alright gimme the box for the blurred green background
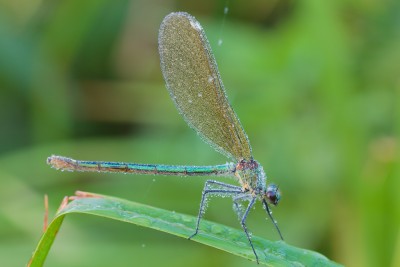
[0,0,399,266]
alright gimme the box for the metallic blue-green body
[49,155,235,177]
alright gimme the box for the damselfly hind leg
[188,180,242,239]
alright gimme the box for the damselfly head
[264,184,280,206]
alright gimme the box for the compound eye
[265,184,280,206]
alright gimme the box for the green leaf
[28,192,342,267]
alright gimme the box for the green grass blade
[28,215,65,267]
[28,192,342,267]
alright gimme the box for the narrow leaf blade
[28,193,342,266]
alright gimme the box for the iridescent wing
[158,12,252,161]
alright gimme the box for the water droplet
[211,224,224,235]
[224,7,229,14]
[218,39,223,46]
[190,20,202,31]
[141,244,146,248]
[152,178,156,182]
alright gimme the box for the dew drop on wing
[189,20,202,31]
